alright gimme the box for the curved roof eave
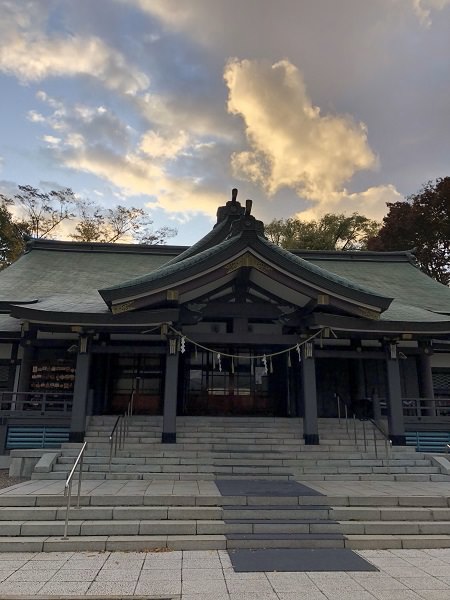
[99,229,393,312]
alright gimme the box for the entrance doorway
[183,348,287,416]
[109,353,164,414]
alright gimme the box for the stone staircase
[1,416,449,552]
[1,488,450,552]
[31,416,449,482]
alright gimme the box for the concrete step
[293,474,450,482]
[339,521,450,535]
[331,507,450,521]
[0,534,227,552]
[225,519,343,534]
[226,533,345,549]
[0,519,226,537]
[32,471,293,481]
[223,506,330,520]
[0,505,222,521]
[344,534,450,550]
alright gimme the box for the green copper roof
[0,241,185,302]
[303,255,450,315]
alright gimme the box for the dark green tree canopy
[0,200,28,269]
[367,177,450,285]
[265,213,380,251]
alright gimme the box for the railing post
[77,451,84,508]
[109,436,113,473]
[385,438,392,475]
[353,413,357,445]
[63,480,72,539]
[344,404,348,434]
[362,420,367,452]
[336,394,341,424]
[373,427,378,458]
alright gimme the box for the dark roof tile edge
[25,238,188,255]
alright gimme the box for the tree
[265,213,380,251]
[0,200,28,269]
[2,185,78,239]
[70,201,177,244]
[367,177,450,285]
[0,185,178,267]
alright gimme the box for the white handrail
[63,441,87,539]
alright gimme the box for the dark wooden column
[385,344,406,446]
[162,340,179,443]
[302,342,319,445]
[419,344,435,416]
[17,332,36,394]
[70,338,92,442]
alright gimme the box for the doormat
[216,479,323,496]
[228,548,378,572]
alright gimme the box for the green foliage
[265,213,380,251]
[367,177,450,285]
[0,200,25,268]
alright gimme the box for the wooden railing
[0,391,73,415]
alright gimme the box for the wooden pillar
[302,342,319,444]
[162,344,179,443]
[385,344,406,446]
[70,340,92,442]
[16,333,36,394]
[419,345,435,417]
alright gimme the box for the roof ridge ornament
[215,187,245,225]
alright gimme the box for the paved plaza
[0,548,450,598]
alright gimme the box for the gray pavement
[0,548,450,598]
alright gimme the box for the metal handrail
[369,418,392,472]
[335,392,350,434]
[63,441,87,539]
[108,392,135,472]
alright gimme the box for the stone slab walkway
[1,548,450,598]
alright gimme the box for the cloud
[139,130,189,159]
[225,58,377,203]
[296,184,403,222]
[0,1,149,94]
[411,0,450,26]
[42,135,60,146]
[31,93,229,216]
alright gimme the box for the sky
[1,0,450,245]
